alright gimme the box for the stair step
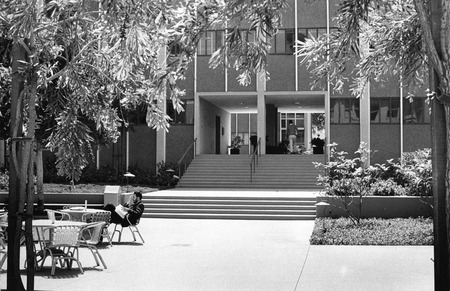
[142,213,316,220]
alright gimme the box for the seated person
[104,191,144,227]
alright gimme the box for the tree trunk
[36,144,44,213]
[431,96,449,291]
[7,40,26,291]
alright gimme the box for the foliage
[402,148,433,196]
[0,0,286,183]
[315,144,433,223]
[155,161,179,188]
[311,113,325,135]
[314,142,373,224]
[297,0,426,98]
[0,170,8,191]
[228,136,244,149]
[316,145,432,197]
[368,178,407,196]
[310,217,433,246]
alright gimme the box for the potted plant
[229,136,244,154]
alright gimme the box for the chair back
[81,222,106,245]
[48,226,82,247]
[91,211,111,224]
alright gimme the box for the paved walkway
[4,216,433,290]
[0,190,434,290]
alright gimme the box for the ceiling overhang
[198,91,325,113]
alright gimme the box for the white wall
[198,98,231,154]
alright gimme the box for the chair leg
[92,247,107,269]
[111,224,122,243]
[0,250,7,269]
[102,226,113,246]
[130,226,145,243]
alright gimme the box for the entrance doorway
[215,115,221,154]
[280,113,305,148]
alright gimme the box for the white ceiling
[200,93,325,113]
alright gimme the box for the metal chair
[39,226,84,276]
[90,211,112,246]
[111,219,145,243]
[45,209,72,221]
[0,220,7,270]
[80,222,107,269]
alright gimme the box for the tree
[0,0,286,289]
[298,0,449,289]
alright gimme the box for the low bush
[315,145,432,197]
[310,217,433,245]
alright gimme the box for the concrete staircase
[176,154,325,190]
[141,154,324,220]
[141,192,317,220]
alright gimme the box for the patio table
[32,219,87,250]
[60,208,105,222]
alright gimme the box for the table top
[32,219,87,228]
[60,208,104,214]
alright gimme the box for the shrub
[316,145,432,198]
[310,217,433,245]
[79,165,117,183]
[369,178,407,196]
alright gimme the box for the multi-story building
[0,0,431,174]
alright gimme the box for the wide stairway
[176,154,324,190]
[142,192,316,220]
[142,154,323,220]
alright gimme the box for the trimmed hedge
[310,217,433,245]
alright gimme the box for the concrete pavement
[4,217,434,290]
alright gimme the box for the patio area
[0,217,434,291]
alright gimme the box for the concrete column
[360,35,371,167]
[324,91,330,160]
[156,47,167,170]
[256,70,266,154]
[305,113,311,150]
[360,84,370,166]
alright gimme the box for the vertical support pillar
[360,31,371,167]
[324,91,331,160]
[305,113,311,150]
[256,70,266,154]
[360,84,370,166]
[156,47,167,170]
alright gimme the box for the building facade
[0,0,431,173]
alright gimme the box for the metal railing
[177,138,197,179]
[250,138,261,182]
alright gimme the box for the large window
[167,100,194,125]
[197,30,225,56]
[330,98,359,124]
[280,113,305,143]
[331,97,430,124]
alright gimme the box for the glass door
[280,113,305,146]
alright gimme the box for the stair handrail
[177,138,197,179]
[250,138,261,182]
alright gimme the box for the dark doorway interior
[215,115,221,154]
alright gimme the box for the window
[197,30,225,56]
[167,100,194,125]
[403,98,430,123]
[370,98,380,123]
[269,29,295,54]
[331,97,429,124]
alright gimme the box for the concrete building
[0,0,431,174]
